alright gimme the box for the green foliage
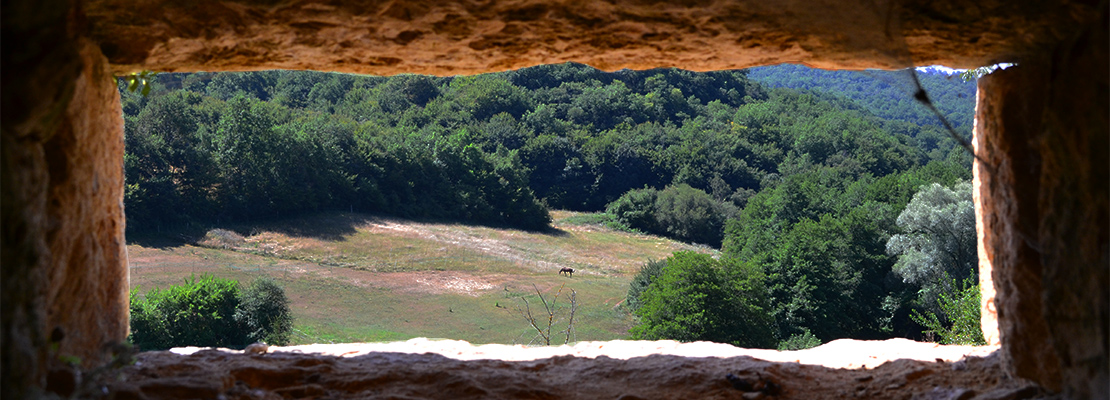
[122,64,972,236]
[129,275,245,350]
[122,64,979,345]
[606,187,659,233]
[608,184,734,246]
[129,275,294,350]
[625,258,667,313]
[630,252,775,348]
[722,160,973,342]
[777,328,822,350]
[121,70,159,97]
[747,64,976,133]
[910,276,985,345]
[236,277,294,345]
[654,184,735,246]
[887,181,977,314]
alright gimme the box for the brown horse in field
[559,267,575,277]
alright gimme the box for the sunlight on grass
[127,211,695,345]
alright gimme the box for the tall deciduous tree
[886,181,977,314]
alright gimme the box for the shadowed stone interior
[1,0,1106,398]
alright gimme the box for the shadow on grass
[250,212,371,241]
[126,210,569,245]
[124,213,367,247]
[126,226,211,249]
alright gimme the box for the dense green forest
[121,63,978,346]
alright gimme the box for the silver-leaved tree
[886,181,983,344]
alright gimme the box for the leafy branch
[120,70,159,97]
[911,275,985,345]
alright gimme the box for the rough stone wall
[46,37,131,370]
[1,14,129,400]
[973,90,1000,348]
[1034,8,1109,396]
[85,0,1099,76]
[1,0,83,395]
[974,8,1109,397]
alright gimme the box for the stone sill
[100,339,1042,400]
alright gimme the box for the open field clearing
[128,211,714,345]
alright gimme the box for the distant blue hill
[745,64,976,133]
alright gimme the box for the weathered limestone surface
[0,29,129,400]
[86,0,1099,76]
[973,91,1000,348]
[2,0,85,396]
[1034,10,1109,397]
[975,62,1065,392]
[45,37,131,370]
[974,8,1108,397]
[101,339,1024,400]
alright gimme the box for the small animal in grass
[559,267,575,277]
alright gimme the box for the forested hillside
[746,64,976,132]
[123,63,978,346]
[122,64,969,232]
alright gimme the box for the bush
[653,184,734,247]
[777,328,822,350]
[625,259,667,313]
[630,251,775,348]
[199,228,246,249]
[236,277,294,345]
[129,275,294,350]
[607,184,734,246]
[605,187,658,233]
[911,276,985,345]
[129,274,245,350]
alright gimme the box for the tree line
[123,64,970,234]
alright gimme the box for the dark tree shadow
[124,210,573,247]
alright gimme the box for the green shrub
[607,184,734,246]
[630,252,775,348]
[625,258,667,313]
[653,184,734,247]
[236,277,294,345]
[910,276,985,345]
[605,187,659,233]
[129,275,294,350]
[777,328,822,350]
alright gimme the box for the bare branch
[512,283,578,346]
[562,289,578,345]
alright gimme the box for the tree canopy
[122,64,971,236]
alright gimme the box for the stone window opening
[2,0,1105,398]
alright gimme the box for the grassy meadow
[127,211,714,345]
